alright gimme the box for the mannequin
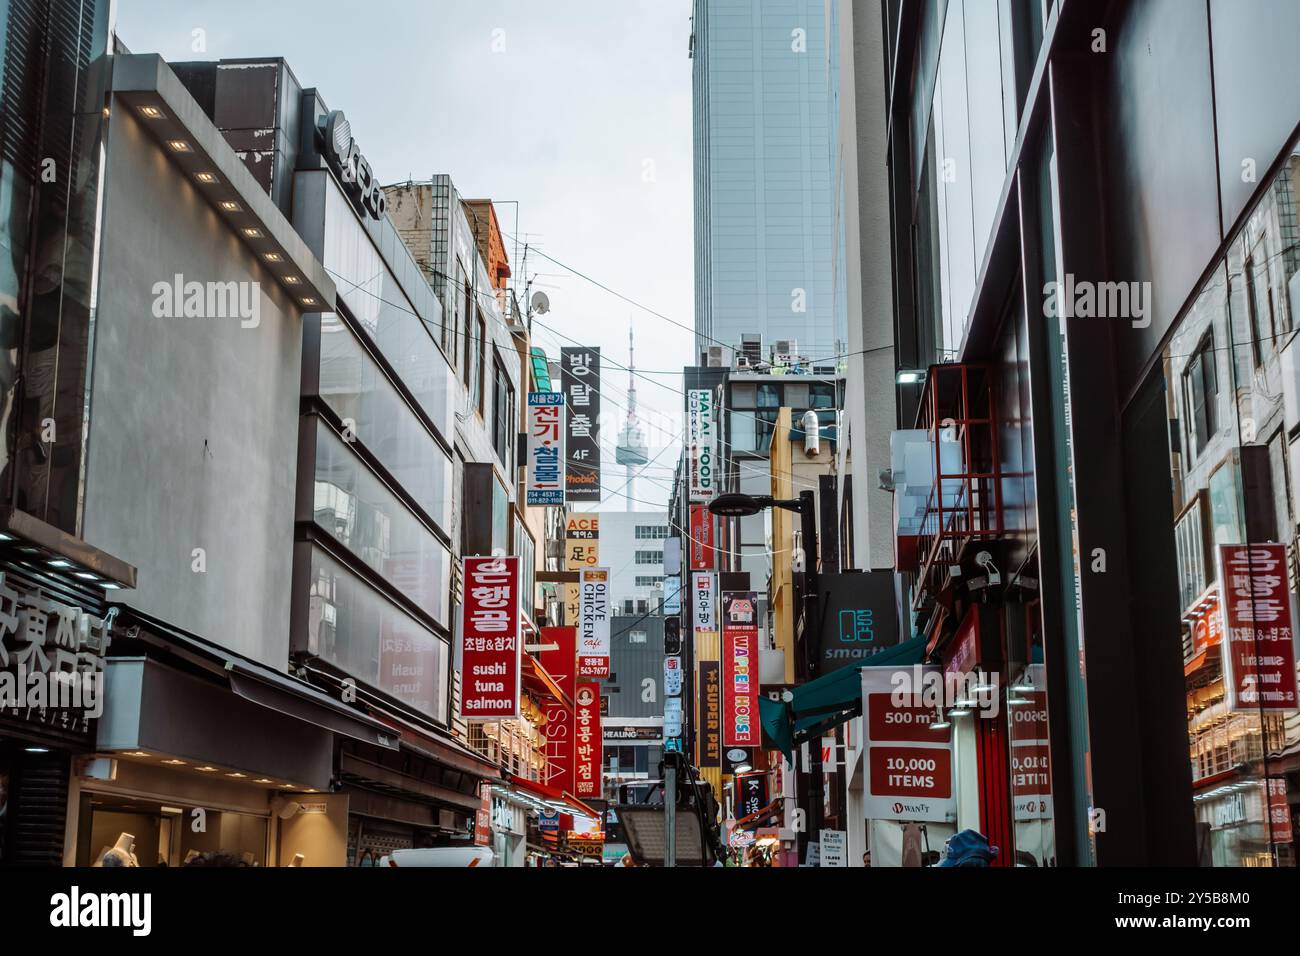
[93,832,138,867]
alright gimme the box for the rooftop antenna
[615,318,649,511]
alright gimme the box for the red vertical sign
[459,556,521,720]
[722,592,759,747]
[689,504,715,570]
[1218,544,1300,712]
[574,682,602,798]
[541,626,577,794]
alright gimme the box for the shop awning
[522,653,571,708]
[113,607,399,751]
[503,772,601,820]
[759,634,929,761]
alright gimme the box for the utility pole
[664,753,677,867]
[799,489,823,862]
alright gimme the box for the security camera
[974,551,1002,587]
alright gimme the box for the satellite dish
[531,291,551,315]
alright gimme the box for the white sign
[664,696,683,738]
[820,830,847,867]
[578,568,610,678]
[861,667,957,823]
[664,575,682,615]
[692,572,716,638]
[687,389,717,502]
[664,656,683,696]
[526,392,565,506]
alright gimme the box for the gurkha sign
[0,573,112,733]
[687,389,716,503]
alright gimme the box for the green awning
[529,347,552,391]
[758,635,929,761]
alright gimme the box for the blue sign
[539,809,561,832]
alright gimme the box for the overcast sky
[116,0,693,511]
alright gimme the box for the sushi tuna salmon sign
[459,556,521,720]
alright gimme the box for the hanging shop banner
[1218,543,1300,712]
[1008,666,1053,822]
[664,575,682,615]
[860,667,955,822]
[459,556,521,720]
[664,696,683,738]
[736,771,769,821]
[578,568,611,679]
[526,391,566,506]
[689,504,715,570]
[564,514,599,626]
[687,388,717,503]
[698,660,721,768]
[561,347,601,503]
[693,572,717,640]
[540,626,577,794]
[574,682,602,798]
[815,570,901,674]
[1268,778,1294,844]
[722,592,759,747]
[664,655,683,697]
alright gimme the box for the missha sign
[317,110,387,220]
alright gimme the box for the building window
[635,550,663,565]
[469,309,486,415]
[1184,334,1218,456]
[634,575,663,588]
[628,630,647,644]
[635,525,670,540]
[492,357,515,471]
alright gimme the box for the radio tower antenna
[614,318,649,511]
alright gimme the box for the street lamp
[708,492,807,518]
[707,488,823,862]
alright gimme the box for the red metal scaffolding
[912,363,1005,609]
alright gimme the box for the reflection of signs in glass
[838,609,875,644]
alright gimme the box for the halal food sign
[688,389,716,503]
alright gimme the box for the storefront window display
[78,796,269,867]
[1163,137,1300,867]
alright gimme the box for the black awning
[113,606,399,751]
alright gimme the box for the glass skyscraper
[691,0,839,365]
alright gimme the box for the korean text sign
[579,568,611,678]
[689,504,715,570]
[1219,544,1300,712]
[459,556,521,720]
[526,392,565,506]
[561,348,601,503]
[574,682,602,798]
[693,572,716,639]
[722,591,759,747]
